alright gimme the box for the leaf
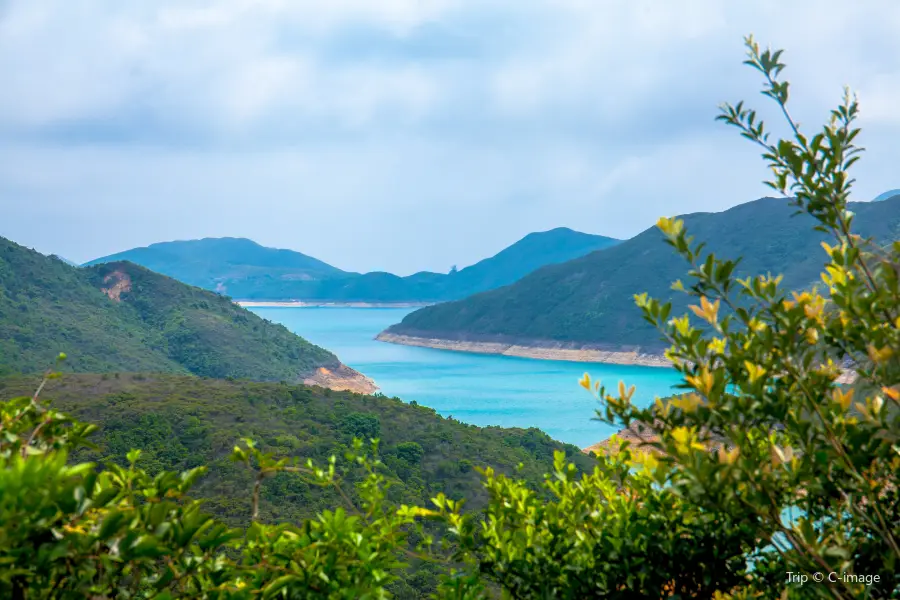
[579,373,591,391]
[263,575,301,599]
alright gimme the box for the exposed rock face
[100,270,132,302]
[303,365,378,395]
[375,332,672,367]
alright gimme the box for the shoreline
[237,300,434,309]
[375,332,672,368]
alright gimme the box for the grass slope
[86,229,620,302]
[0,236,339,379]
[388,196,900,352]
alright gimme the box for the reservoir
[250,306,682,449]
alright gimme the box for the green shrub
[395,441,424,464]
[340,411,380,440]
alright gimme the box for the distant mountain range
[383,195,900,354]
[85,228,620,303]
[0,236,369,388]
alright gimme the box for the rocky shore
[375,332,672,367]
[303,365,378,395]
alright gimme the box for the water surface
[250,307,683,449]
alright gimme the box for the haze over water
[250,307,682,448]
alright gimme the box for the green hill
[84,237,351,294]
[85,229,619,302]
[0,236,347,381]
[386,196,900,353]
[0,373,591,597]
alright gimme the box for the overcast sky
[1,1,898,275]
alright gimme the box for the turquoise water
[249,307,683,449]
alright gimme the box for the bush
[593,36,900,598]
[395,441,424,464]
[339,412,380,440]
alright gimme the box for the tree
[396,442,425,464]
[591,36,900,598]
[340,412,381,440]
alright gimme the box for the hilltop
[0,236,371,391]
[85,229,619,302]
[381,196,900,361]
[84,237,350,294]
[874,189,900,202]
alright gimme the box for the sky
[1,1,899,275]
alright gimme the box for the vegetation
[3,37,899,599]
[591,38,900,597]
[0,371,592,598]
[0,373,589,524]
[389,196,900,353]
[0,240,339,379]
[86,229,619,303]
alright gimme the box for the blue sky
[1,1,898,275]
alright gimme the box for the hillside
[0,373,591,597]
[383,196,900,355]
[0,236,370,389]
[86,229,619,302]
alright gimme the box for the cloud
[1,0,899,273]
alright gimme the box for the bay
[249,307,683,449]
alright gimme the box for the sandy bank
[303,365,378,395]
[237,301,433,308]
[375,332,672,368]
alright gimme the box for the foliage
[590,37,900,598]
[341,412,382,442]
[0,372,591,597]
[0,239,338,379]
[438,447,755,598]
[1,371,755,599]
[86,230,619,302]
[389,197,900,353]
[0,374,589,525]
[0,369,440,599]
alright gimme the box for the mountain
[444,227,621,298]
[383,196,900,354]
[0,372,592,596]
[873,189,900,202]
[84,237,351,295]
[86,229,619,302]
[0,236,369,388]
